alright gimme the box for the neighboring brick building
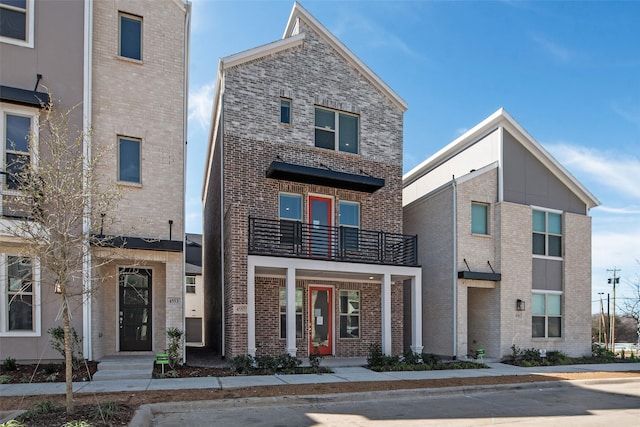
[203,3,422,359]
[0,0,190,362]
[403,109,600,359]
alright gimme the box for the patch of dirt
[0,362,98,384]
[3,368,640,426]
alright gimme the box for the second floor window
[471,203,488,235]
[279,193,302,246]
[2,108,33,190]
[532,209,562,257]
[280,99,291,125]
[185,276,196,294]
[314,107,358,154]
[0,0,33,46]
[339,201,359,251]
[118,136,141,184]
[119,12,142,61]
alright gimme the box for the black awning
[266,161,385,193]
[92,235,183,252]
[458,271,502,281]
[0,85,50,108]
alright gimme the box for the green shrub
[230,354,255,375]
[166,327,184,369]
[0,374,11,384]
[45,373,58,382]
[94,401,119,421]
[402,350,421,365]
[48,326,84,369]
[255,355,279,373]
[278,353,302,372]
[42,363,59,375]
[367,343,385,367]
[421,353,442,369]
[2,357,17,371]
[309,349,323,372]
[1,420,27,427]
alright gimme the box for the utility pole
[607,268,621,352]
[598,292,605,346]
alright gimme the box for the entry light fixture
[516,299,526,311]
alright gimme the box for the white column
[410,274,423,354]
[285,268,297,356]
[381,273,392,355]
[247,261,256,356]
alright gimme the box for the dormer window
[314,107,358,154]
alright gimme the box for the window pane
[1,1,27,8]
[0,6,26,40]
[279,194,301,220]
[8,294,32,330]
[120,15,141,60]
[280,99,291,124]
[315,108,334,130]
[280,288,303,339]
[471,203,488,234]
[119,138,140,183]
[547,294,561,316]
[532,233,545,255]
[6,114,31,152]
[532,316,545,337]
[8,256,32,291]
[5,152,28,189]
[532,210,546,232]
[532,293,545,315]
[338,114,358,154]
[548,235,561,257]
[548,213,562,234]
[339,202,359,227]
[315,129,334,149]
[548,317,561,337]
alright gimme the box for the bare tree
[2,95,123,414]
[622,265,640,351]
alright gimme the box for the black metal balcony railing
[248,216,418,266]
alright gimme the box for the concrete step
[92,368,153,381]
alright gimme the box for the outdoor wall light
[516,299,526,311]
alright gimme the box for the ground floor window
[1,254,39,335]
[339,290,360,338]
[279,287,303,339]
[532,292,562,338]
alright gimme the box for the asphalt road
[149,379,640,426]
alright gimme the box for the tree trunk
[62,299,74,414]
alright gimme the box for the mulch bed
[0,362,98,384]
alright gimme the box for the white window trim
[118,11,143,61]
[279,287,303,340]
[278,192,302,221]
[314,106,359,154]
[0,0,34,48]
[531,290,563,339]
[185,276,196,293]
[532,206,563,259]
[1,103,39,195]
[0,253,41,336]
[338,289,360,339]
[117,135,142,185]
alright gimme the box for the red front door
[309,286,333,355]
[308,196,332,257]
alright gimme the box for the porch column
[381,273,392,355]
[247,262,256,356]
[410,274,424,353]
[285,268,297,356]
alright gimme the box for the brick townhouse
[203,2,422,359]
[0,0,190,362]
[403,109,600,359]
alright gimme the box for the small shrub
[278,353,302,372]
[94,401,119,421]
[402,350,421,365]
[230,354,255,375]
[0,374,11,384]
[367,343,385,367]
[309,349,323,371]
[255,355,279,373]
[1,420,27,427]
[3,357,17,371]
[421,353,442,369]
[166,327,184,369]
[45,373,58,382]
[591,343,616,362]
[62,421,93,427]
[42,363,59,375]
[546,350,568,365]
[48,326,84,369]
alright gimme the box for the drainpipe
[219,94,225,358]
[82,0,93,361]
[181,0,191,365]
[452,176,458,359]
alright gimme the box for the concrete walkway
[1,362,639,397]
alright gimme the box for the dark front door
[119,268,152,351]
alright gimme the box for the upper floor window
[279,193,302,246]
[280,98,291,125]
[339,201,359,251]
[532,209,562,257]
[471,203,488,235]
[185,276,196,294]
[2,105,35,190]
[118,136,141,184]
[1,253,40,336]
[532,292,561,338]
[0,0,34,47]
[314,107,358,154]
[119,12,142,61]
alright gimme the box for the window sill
[117,181,143,188]
[0,331,41,337]
[0,36,33,48]
[532,255,563,261]
[471,233,491,238]
[117,55,143,65]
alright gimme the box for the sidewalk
[2,362,640,397]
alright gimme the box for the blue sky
[185,0,640,315]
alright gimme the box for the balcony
[248,217,418,266]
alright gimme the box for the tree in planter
[2,95,123,414]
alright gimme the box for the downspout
[452,176,457,359]
[181,1,191,365]
[82,0,93,361]
[219,92,225,357]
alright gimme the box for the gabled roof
[403,108,601,210]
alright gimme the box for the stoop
[92,355,155,381]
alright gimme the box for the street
[150,378,640,426]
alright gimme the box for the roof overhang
[92,235,183,252]
[457,271,502,281]
[266,160,384,192]
[0,85,49,108]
